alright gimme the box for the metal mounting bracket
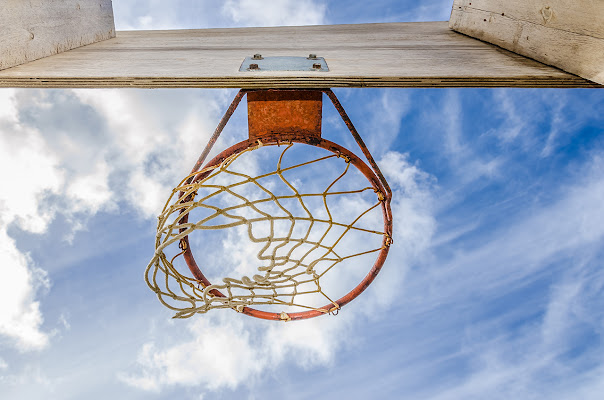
[239,54,329,72]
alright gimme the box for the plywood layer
[450,0,604,85]
[0,0,116,71]
[0,22,598,88]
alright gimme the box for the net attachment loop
[384,234,393,247]
[336,151,351,163]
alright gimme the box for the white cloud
[0,99,63,233]
[0,231,50,351]
[222,0,327,26]
[419,156,604,310]
[426,267,604,400]
[112,0,212,30]
[65,160,115,215]
[430,91,503,183]
[407,1,456,22]
[399,155,604,399]
[487,89,587,158]
[113,0,326,30]
[0,88,225,351]
[123,145,436,393]
[490,89,528,143]
[120,315,261,391]
[72,89,225,218]
[0,90,62,350]
[367,152,436,307]
[120,312,349,392]
[0,89,18,121]
[0,363,53,391]
[361,90,410,156]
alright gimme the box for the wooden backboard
[0,22,597,89]
[450,0,604,86]
[0,0,115,71]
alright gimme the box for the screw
[249,63,259,70]
[312,63,322,70]
[253,54,263,60]
[308,53,318,59]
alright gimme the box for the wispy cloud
[391,154,604,399]
[487,89,603,159]
[223,0,327,26]
[0,89,60,350]
[0,88,227,350]
[119,312,351,392]
[425,90,503,184]
[121,137,436,395]
[362,90,411,156]
[113,0,327,30]
[0,231,50,351]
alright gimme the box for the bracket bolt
[312,63,322,69]
[249,63,259,70]
[308,53,318,59]
[253,53,263,60]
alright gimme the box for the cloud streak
[389,155,604,400]
[0,89,61,350]
[113,0,327,30]
[0,88,228,351]
[223,0,326,26]
[122,146,436,393]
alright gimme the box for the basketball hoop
[145,89,393,321]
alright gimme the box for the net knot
[336,151,351,163]
[384,234,393,247]
[375,189,385,202]
[280,311,292,322]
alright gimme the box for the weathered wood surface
[0,22,598,88]
[0,0,116,71]
[450,0,604,85]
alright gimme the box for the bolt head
[249,63,259,70]
[253,54,263,60]
[308,54,318,59]
[312,63,322,69]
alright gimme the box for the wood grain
[0,22,598,88]
[450,0,604,85]
[0,0,116,71]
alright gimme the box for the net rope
[145,142,390,319]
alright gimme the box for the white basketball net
[145,142,390,320]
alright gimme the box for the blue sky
[1,1,604,399]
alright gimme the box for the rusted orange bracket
[247,90,323,141]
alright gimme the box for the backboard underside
[0,22,597,89]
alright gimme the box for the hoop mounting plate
[239,56,329,72]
